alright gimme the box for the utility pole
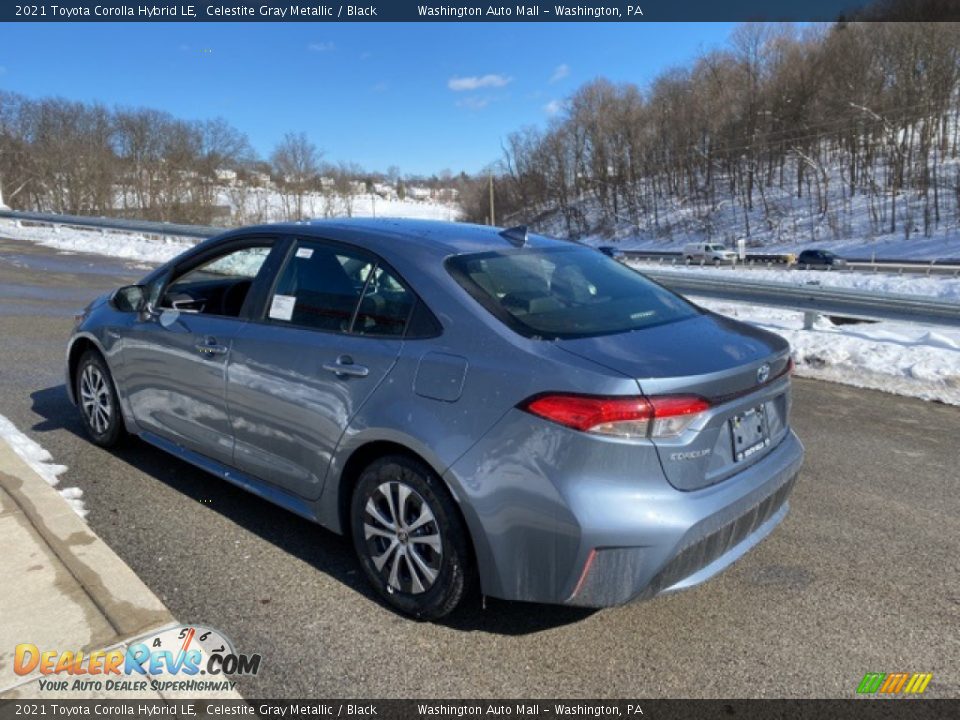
[488,174,495,226]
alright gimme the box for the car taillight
[521,393,710,439]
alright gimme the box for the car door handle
[322,356,369,378]
[195,338,228,356]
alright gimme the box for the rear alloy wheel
[76,350,124,447]
[351,455,473,619]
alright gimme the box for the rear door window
[266,240,416,337]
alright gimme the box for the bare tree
[271,132,321,219]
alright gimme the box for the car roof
[227,218,573,260]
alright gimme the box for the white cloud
[307,42,335,52]
[549,64,570,83]
[448,74,512,91]
[544,99,563,116]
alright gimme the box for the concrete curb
[0,437,242,700]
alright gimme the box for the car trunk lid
[556,312,793,490]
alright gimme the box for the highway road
[0,235,958,698]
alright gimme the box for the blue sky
[0,22,738,176]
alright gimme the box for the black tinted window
[447,246,699,339]
[352,264,416,337]
[268,241,415,337]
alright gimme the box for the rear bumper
[444,413,804,607]
[570,465,797,607]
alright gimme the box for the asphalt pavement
[0,234,957,698]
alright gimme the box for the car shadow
[29,385,596,635]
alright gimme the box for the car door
[120,238,284,465]
[226,237,416,499]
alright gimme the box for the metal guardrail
[640,269,960,328]
[1,209,959,328]
[0,209,225,240]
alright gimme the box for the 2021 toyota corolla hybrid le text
[67,219,803,619]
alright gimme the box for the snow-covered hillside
[212,186,461,225]
[543,174,960,260]
[527,124,960,261]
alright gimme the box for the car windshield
[708,244,726,251]
[446,246,699,339]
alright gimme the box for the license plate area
[731,405,770,462]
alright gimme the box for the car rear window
[446,246,699,339]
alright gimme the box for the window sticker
[295,247,314,259]
[269,294,296,321]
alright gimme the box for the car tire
[75,350,125,448]
[350,455,474,620]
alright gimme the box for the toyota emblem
[757,363,771,384]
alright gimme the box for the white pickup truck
[683,242,738,265]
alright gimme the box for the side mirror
[111,285,147,314]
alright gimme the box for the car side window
[160,244,272,317]
[266,240,415,337]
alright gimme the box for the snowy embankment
[1,219,194,264]
[627,261,960,301]
[626,261,960,404]
[0,414,87,518]
[694,300,960,406]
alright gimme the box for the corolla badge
[757,363,771,384]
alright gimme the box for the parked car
[797,249,848,269]
[597,245,626,261]
[67,219,803,619]
[683,242,738,265]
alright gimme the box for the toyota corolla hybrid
[67,219,803,619]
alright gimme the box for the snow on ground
[697,298,960,406]
[219,188,461,225]
[0,413,87,518]
[628,260,960,301]
[0,219,194,265]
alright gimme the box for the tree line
[0,95,464,225]
[462,19,960,245]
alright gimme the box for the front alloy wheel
[76,350,124,447]
[351,455,473,619]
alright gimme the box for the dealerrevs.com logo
[14,625,261,694]
[857,672,933,695]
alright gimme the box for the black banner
[3,0,959,23]
[1,700,959,720]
